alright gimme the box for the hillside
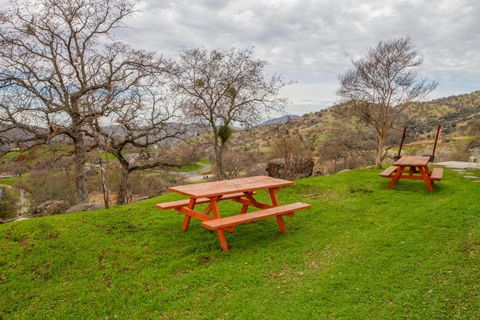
[406,90,480,136]
[1,168,479,318]
[224,90,480,156]
[261,115,300,126]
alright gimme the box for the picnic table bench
[380,156,443,192]
[156,176,311,251]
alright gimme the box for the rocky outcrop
[266,157,314,180]
[66,202,103,213]
[32,200,70,216]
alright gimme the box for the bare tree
[338,38,437,168]
[171,47,286,180]
[90,77,184,205]
[0,0,159,202]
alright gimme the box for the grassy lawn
[1,168,479,319]
[176,163,203,172]
[176,160,211,172]
[0,176,21,185]
[3,151,22,159]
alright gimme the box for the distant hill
[261,115,299,126]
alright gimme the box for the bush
[0,187,19,219]
[20,169,76,207]
[129,173,167,198]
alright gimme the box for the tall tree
[338,38,437,168]
[0,0,159,202]
[171,47,286,180]
[89,75,184,205]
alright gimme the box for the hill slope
[1,169,479,318]
[224,90,480,155]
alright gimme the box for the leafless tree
[0,0,160,202]
[171,47,287,180]
[338,38,437,168]
[90,77,184,205]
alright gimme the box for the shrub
[0,187,19,219]
[20,169,76,207]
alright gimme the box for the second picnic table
[380,155,444,192]
[156,176,310,251]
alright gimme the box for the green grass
[98,152,117,161]
[1,168,479,319]
[198,158,211,165]
[176,163,203,172]
[3,151,22,159]
[177,159,211,172]
[0,176,21,185]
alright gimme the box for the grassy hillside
[1,168,480,319]
[407,90,480,136]
[220,90,480,156]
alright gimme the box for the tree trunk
[73,135,89,203]
[213,131,226,180]
[214,145,225,180]
[376,134,386,169]
[98,152,109,209]
[117,164,130,205]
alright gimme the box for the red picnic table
[155,176,310,251]
[380,156,444,192]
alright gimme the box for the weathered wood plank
[201,202,311,230]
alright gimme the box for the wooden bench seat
[430,168,444,180]
[155,192,255,210]
[201,202,311,230]
[379,166,398,178]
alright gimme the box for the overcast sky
[3,0,479,115]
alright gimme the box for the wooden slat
[179,207,215,221]
[201,202,311,230]
[168,176,293,198]
[155,192,253,210]
[394,156,430,167]
[431,168,444,180]
[379,166,398,177]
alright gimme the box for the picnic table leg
[240,204,248,214]
[268,188,286,233]
[210,197,235,233]
[419,166,434,192]
[269,188,279,206]
[276,216,287,233]
[182,198,196,232]
[217,229,229,251]
[209,196,231,250]
[203,203,213,215]
[240,192,251,214]
[210,197,221,218]
[387,166,405,189]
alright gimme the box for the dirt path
[172,162,214,182]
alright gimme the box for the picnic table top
[168,176,294,198]
[394,155,430,167]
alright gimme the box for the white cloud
[3,0,479,115]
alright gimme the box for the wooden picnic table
[156,176,310,251]
[380,155,443,192]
